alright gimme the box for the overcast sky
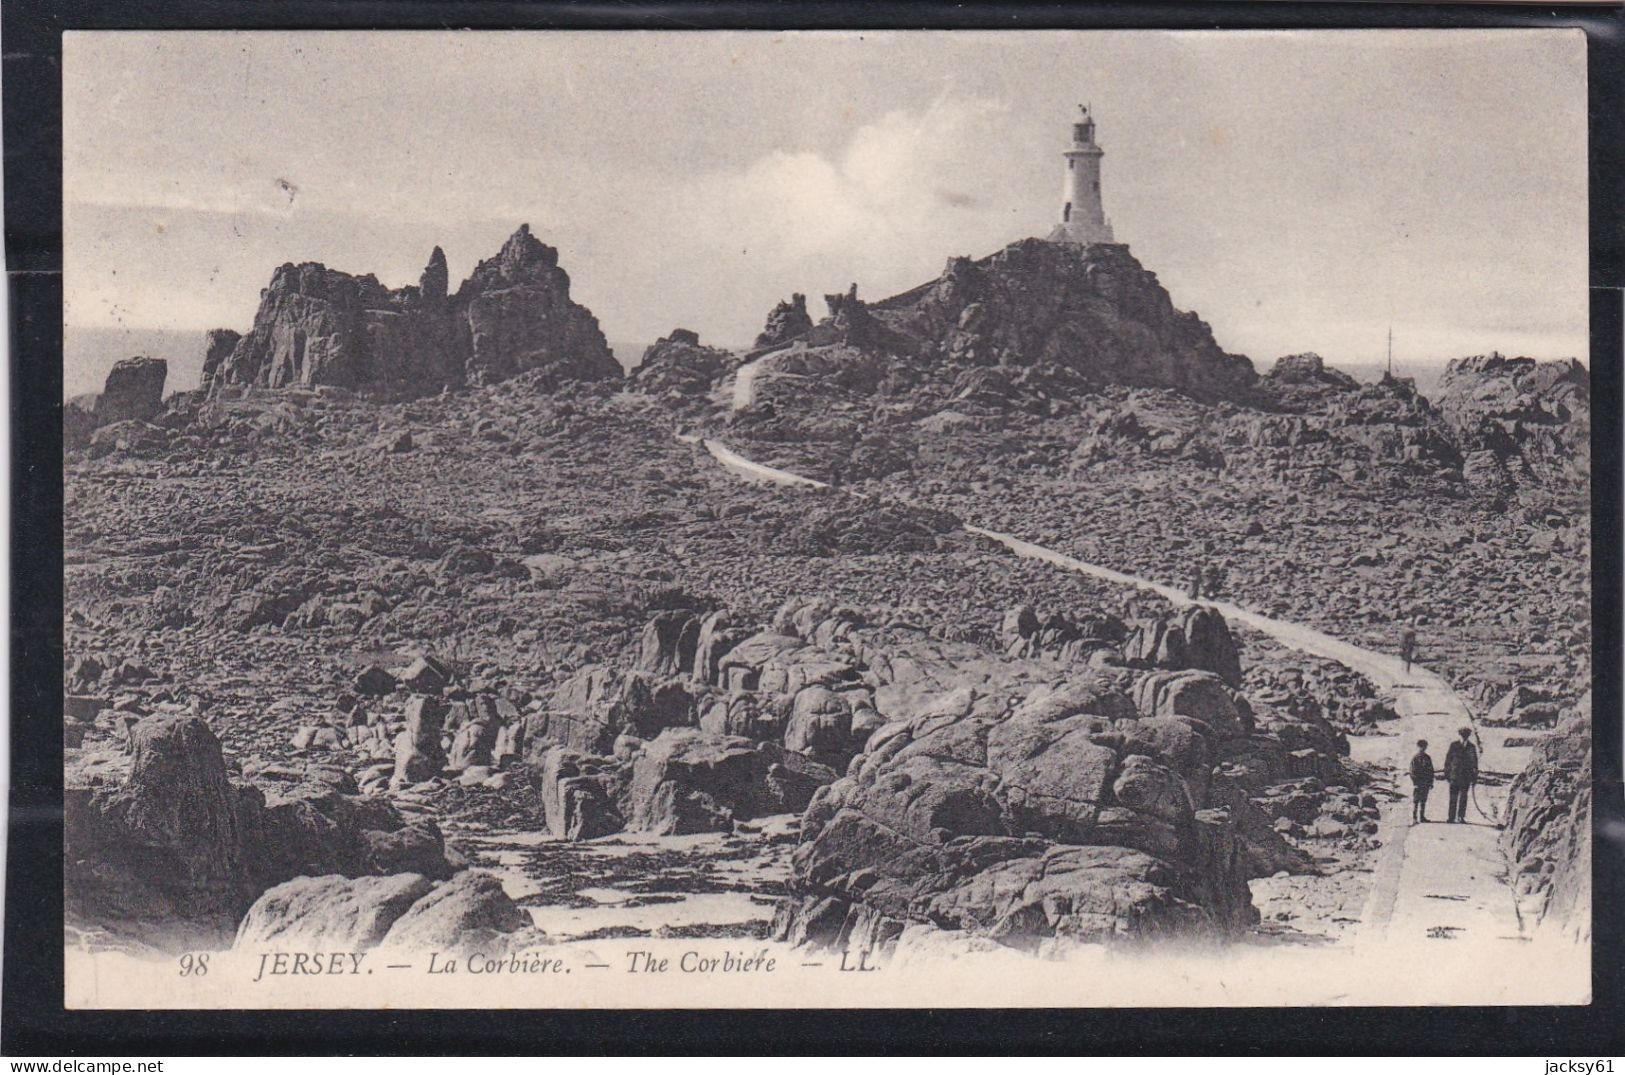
[65,30,1587,392]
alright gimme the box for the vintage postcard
[60,28,1591,1009]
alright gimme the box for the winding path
[695,436,1531,951]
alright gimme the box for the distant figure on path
[1188,565,1203,600]
[1203,564,1224,598]
[1400,628,1418,673]
[1409,739,1435,824]
[1443,726,1479,823]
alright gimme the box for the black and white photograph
[54,27,1593,1010]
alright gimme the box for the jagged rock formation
[738,240,1258,413]
[1433,354,1590,488]
[202,225,618,399]
[754,293,813,350]
[1501,695,1591,942]
[65,714,456,949]
[627,329,738,399]
[452,225,618,387]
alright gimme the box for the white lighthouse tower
[1047,104,1114,245]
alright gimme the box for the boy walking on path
[1409,739,1435,824]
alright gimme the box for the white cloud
[678,96,1015,263]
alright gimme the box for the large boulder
[1124,606,1242,687]
[1484,684,1563,728]
[66,357,170,450]
[525,667,698,756]
[1132,669,1253,740]
[65,715,259,928]
[535,746,626,841]
[96,357,168,424]
[234,873,436,951]
[374,870,541,959]
[625,728,769,835]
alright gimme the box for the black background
[4,0,1622,1055]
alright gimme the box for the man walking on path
[1443,726,1479,823]
[1400,628,1417,674]
[1409,739,1435,824]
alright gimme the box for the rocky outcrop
[65,357,170,452]
[452,224,619,387]
[1123,605,1243,687]
[909,241,1253,396]
[200,330,242,389]
[1232,371,1464,479]
[711,600,1354,960]
[520,602,869,839]
[97,357,169,423]
[208,263,407,391]
[754,293,813,350]
[1432,354,1589,488]
[998,605,1127,663]
[772,662,1313,959]
[203,225,618,399]
[627,329,738,398]
[65,715,456,949]
[1264,352,1358,390]
[735,240,1258,419]
[533,728,832,838]
[1501,697,1591,942]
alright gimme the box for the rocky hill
[726,240,1257,417]
[203,225,619,399]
